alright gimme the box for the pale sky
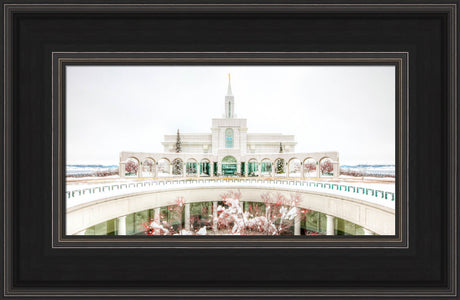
[66,66,395,165]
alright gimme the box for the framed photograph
[2,1,458,298]
[58,53,404,246]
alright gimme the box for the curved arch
[127,156,140,164]
[247,158,259,177]
[319,157,333,177]
[287,158,301,178]
[125,157,140,177]
[159,157,171,164]
[274,157,286,176]
[302,158,317,178]
[200,159,211,176]
[222,155,237,163]
[142,158,156,178]
[157,158,172,177]
[171,158,184,176]
[260,158,273,177]
[186,158,199,176]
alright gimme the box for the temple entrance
[221,156,237,176]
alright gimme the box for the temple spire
[225,73,234,118]
[226,73,233,96]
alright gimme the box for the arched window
[225,128,234,148]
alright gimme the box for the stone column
[257,163,261,177]
[183,163,186,177]
[326,215,335,236]
[301,162,305,179]
[316,162,321,178]
[117,215,127,236]
[237,161,241,176]
[154,164,158,178]
[138,162,142,178]
[294,208,301,236]
[363,228,373,236]
[196,162,200,177]
[244,162,248,177]
[169,164,173,175]
[119,162,126,178]
[271,163,275,177]
[333,162,340,177]
[217,163,221,176]
[212,201,218,233]
[184,203,191,231]
[210,162,214,177]
[154,208,161,235]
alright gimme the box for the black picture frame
[2,1,458,298]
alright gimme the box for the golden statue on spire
[228,73,231,81]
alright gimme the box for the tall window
[225,128,234,148]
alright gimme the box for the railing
[66,178,395,202]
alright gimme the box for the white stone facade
[120,75,339,178]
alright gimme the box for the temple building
[119,75,339,178]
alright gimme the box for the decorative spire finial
[226,73,233,96]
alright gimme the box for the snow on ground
[66,176,395,210]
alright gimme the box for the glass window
[225,128,233,148]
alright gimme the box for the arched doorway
[221,156,237,176]
[303,158,317,178]
[142,158,155,177]
[200,159,211,176]
[157,158,171,177]
[125,157,139,177]
[320,157,333,177]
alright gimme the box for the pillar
[212,201,218,233]
[316,162,321,178]
[237,161,241,176]
[326,215,335,236]
[271,162,275,177]
[119,162,126,178]
[154,164,158,178]
[183,163,186,177]
[333,162,340,177]
[363,228,373,236]
[217,163,221,176]
[169,164,173,175]
[197,162,200,177]
[117,215,127,236]
[244,162,248,177]
[138,162,142,178]
[154,208,161,235]
[210,162,214,177]
[258,163,261,177]
[294,208,301,235]
[301,162,305,179]
[184,203,191,231]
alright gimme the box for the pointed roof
[226,73,233,96]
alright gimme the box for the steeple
[226,73,233,96]
[225,73,235,118]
